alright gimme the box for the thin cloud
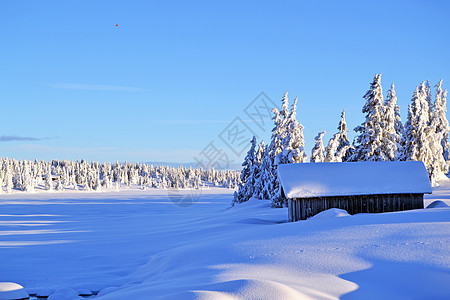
[0,135,41,142]
[45,83,146,92]
[0,136,59,142]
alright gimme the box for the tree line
[0,158,240,193]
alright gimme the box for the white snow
[427,200,449,208]
[309,208,350,220]
[277,161,432,198]
[0,282,28,300]
[0,180,449,299]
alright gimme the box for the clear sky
[1,0,449,167]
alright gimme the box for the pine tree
[432,80,450,161]
[427,129,448,185]
[262,107,284,206]
[252,140,265,199]
[336,109,350,156]
[326,109,351,162]
[382,83,403,160]
[233,136,257,204]
[426,80,450,184]
[280,91,290,120]
[352,74,387,161]
[325,134,339,162]
[255,145,272,200]
[400,82,439,183]
[256,104,284,205]
[425,80,434,121]
[401,85,425,161]
[44,166,53,191]
[278,97,307,164]
[311,131,326,162]
[259,93,308,207]
[5,164,13,193]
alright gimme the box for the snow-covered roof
[277,161,432,199]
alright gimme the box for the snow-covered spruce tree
[278,97,307,164]
[432,80,450,161]
[325,134,339,162]
[260,106,284,206]
[5,164,13,193]
[252,140,265,199]
[426,80,434,121]
[400,82,444,184]
[311,131,326,162]
[400,102,415,161]
[44,166,53,191]
[271,94,307,207]
[254,144,272,200]
[264,94,290,208]
[351,74,387,161]
[336,109,351,161]
[382,83,403,160]
[427,80,450,183]
[55,177,64,191]
[427,129,448,185]
[233,136,257,204]
[280,91,290,121]
[23,162,35,194]
[325,109,351,162]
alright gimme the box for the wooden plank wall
[288,193,424,221]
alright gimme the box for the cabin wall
[288,193,424,221]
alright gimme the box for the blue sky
[1,0,449,166]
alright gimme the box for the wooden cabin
[277,161,432,222]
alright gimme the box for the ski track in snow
[0,183,449,299]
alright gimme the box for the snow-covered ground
[0,182,449,299]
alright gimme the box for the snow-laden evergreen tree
[261,107,284,206]
[310,131,326,162]
[401,102,415,161]
[382,83,404,160]
[351,74,387,161]
[55,177,64,191]
[425,80,434,121]
[427,129,448,185]
[402,82,432,162]
[325,109,351,162]
[271,94,307,207]
[280,91,290,121]
[5,164,13,193]
[325,134,339,162]
[255,144,272,200]
[265,94,290,207]
[426,80,450,183]
[400,82,443,184]
[336,109,351,158]
[252,140,265,198]
[278,97,307,164]
[233,136,257,204]
[432,80,450,161]
[44,167,53,191]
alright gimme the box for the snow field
[0,182,449,299]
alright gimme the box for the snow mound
[174,279,316,300]
[77,289,93,296]
[0,282,29,300]
[426,200,449,208]
[47,287,83,300]
[310,208,350,220]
